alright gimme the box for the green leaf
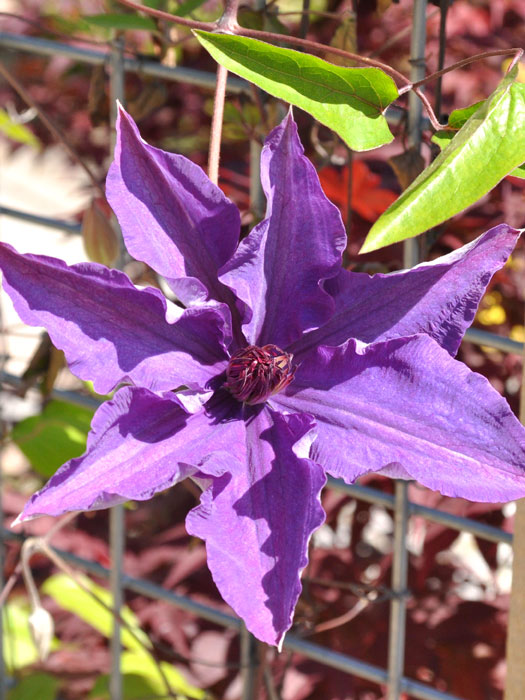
[42,574,149,653]
[90,651,207,699]
[8,673,59,700]
[42,14,92,35]
[433,110,525,179]
[361,74,525,252]
[194,31,398,151]
[84,13,157,31]
[0,109,40,148]
[11,400,94,478]
[42,574,205,700]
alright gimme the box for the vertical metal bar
[504,329,525,699]
[407,0,428,148]
[387,4,427,698]
[109,36,125,700]
[387,482,410,700]
[240,624,260,700]
[109,506,124,700]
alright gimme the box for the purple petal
[16,387,242,523]
[219,112,346,348]
[186,406,326,647]
[291,224,520,358]
[107,106,241,307]
[0,244,230,394]
[273,335,525,502]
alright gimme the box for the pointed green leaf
[432,102,525,179]
[194,31,398,151]
[361,75,525,252]
[42,573,150,653]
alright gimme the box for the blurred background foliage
[1,0,524,698]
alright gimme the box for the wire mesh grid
[0,3,522,698]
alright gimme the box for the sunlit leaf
[42,575,205,699]
[0,109,40,148]
[194,31,398,151]
[361,73,525,252]
[42,574,148,653]
[84,13,157,31]
[90,651,207,699]
[432,99,525,178]
[11,400,94,478]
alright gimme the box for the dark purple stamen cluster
[225,344,295,405]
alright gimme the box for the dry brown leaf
[328,11,357,67]
[389,147,426,191]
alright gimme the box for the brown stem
[0,563,22,607]
[115,0,213,30]
[216,0,241,32]
[115,0,409,83]
[114,0,446,130]
[208,63,228,184]
[409,47,524,90]
[0,62,105,198]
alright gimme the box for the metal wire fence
[0,3,522,698]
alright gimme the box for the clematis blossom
[2,107,525,647]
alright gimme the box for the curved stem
[208,63,228,184]
[114,0,447,130]
[115,0,409,83]
[115,0,214,30]
[410,47,523,90]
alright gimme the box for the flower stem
[207,0,242,184]
[208,63,228,185]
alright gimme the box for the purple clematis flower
[2,106,525,647]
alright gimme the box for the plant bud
[82,200,120,267]
[28,605,54,661]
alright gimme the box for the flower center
[225,344,295,405]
